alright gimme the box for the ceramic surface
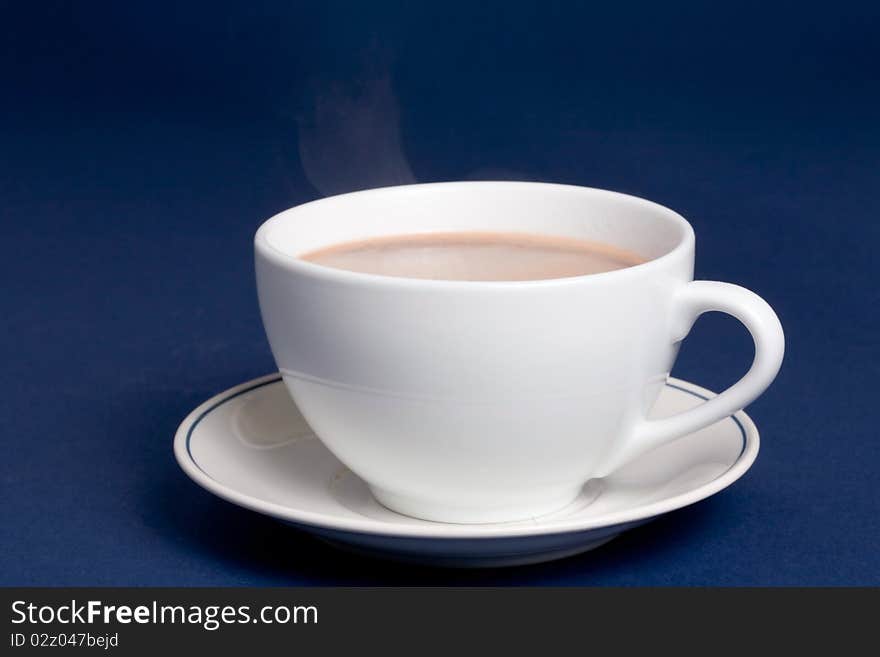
[174,375,759,567]
[255,182,782,522]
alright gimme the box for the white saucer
[174,374,759,567]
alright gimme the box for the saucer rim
[173,374,759,539]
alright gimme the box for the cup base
[369,485,584,524]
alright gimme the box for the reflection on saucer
[176,374,758,567]
[232,382,316,449]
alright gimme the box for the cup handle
[595,281,785,476]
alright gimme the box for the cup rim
[254,181,696,288]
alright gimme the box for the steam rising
[297,72,416,196]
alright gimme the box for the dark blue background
[2,1,877,585]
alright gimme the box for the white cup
[255,182,784,523]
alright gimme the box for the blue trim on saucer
[667,382,749,459]
[185,376,281,478]
[185,377,748,478]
